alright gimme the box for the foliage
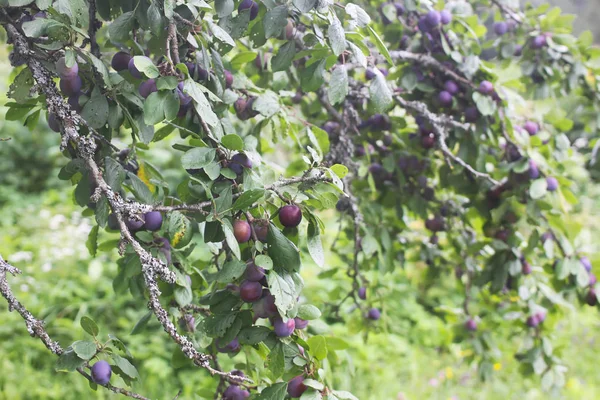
[1,0,600,399]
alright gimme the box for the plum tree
[90,360,112,385]
[1,0,599,398]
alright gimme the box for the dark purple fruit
[245,261,265,282]
[90,360,112,385]
[252,293,278,318]
[531,35,547,49]
[223,385,250,400]
[528,160,540,179]
[523,121,539,136]
[273,317,295,337]
[238,0,259,20]
[233,220,252,243]
[143,211,163,231]
[217,338,241,353]
[358,287,367,300]
[425,10,441,28]
[586,289,597,306]
[367,308,381,320]
[287,375,307,398]
[440,10,452,25]
[438,90,453,107]
[68,94,83,113]
[240,280,263,302]
[425,216,444,232]
[56,57,78,79]
[126,217,144,231]
[60,76,82,96]
[47,112,60,132]
[444,80,459,95]
[494,21,508,36]
[546,177,558,192]
[224,69,234,89]
[464,106,479,122]
[253,220,269,242]
[522,260,532,275]
[128,57,147,79]
[139,79,157,99]
[581,256,592,272]
[294,318,308,329]
[465,318,477,331]
[279,205,302,228]
[479,80,494,95]
[107,213,119,230]
[231,153,252,169]
[111,51,131,72]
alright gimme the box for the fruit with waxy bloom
[56,57,78,78]
[358,287,367,300]
[479,80,494,95]
[273,317,295,337]
[294,318,309,329]
[224,69,234,88]
[223,385,250,400]
[245,261,265,282]
[465,318,477,331]
[217,338,240,353]
[367,308,381,320]
[47,112,60,132]
[239,280,263,302]
[494,21,508,36]
[143,211,163,231]
[139,79,157,99]
[546,176,559,192]
[440,10,452,25]
[59,76,82,96]
[238,0,259,20]
[523,121,539,136]
[580,256,592,272]
[287,375,308,398]
[91,360,112,385]
[252,220,269,242]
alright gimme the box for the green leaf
[253,91,281,118]
[203,313,237,337]
[530,178,548,199]
[184,80,219,127]
[345,4,371,27]
[147,3,164,36]
[104,157,125,191]
[238,326,271,344]
[72,340,97,360]
[267,223,301,272]
[22,19,64,38]
[330,164,348,178]
[86,225,99,257]
[292,0,316,13]
[367,26,392,65]
[143,91,179,125]
[300,390,322,400]
[55,348,85,372]
[126,172,154,204]
[130,311,153,335]
[221,134,244,151]
[307,219,324,267]
[307,335,328,360]
[56,0,88,27]
[328,16,346,56]
[215,260,247,283]
[300,59,326,92]
[268,343,285,378]
[472,92,496,116]
[80,316,99,337]
[331,390,359,400]
[111,354,139,380]
[272,41,296,72]
[168,211,193,248]
[264,5,289,38]
[181,147,217,169]
[216,0,235,17]
[222,219,242,260]
[328,65,348,105]
[267,270,296,316]
[297,304,321,320]
[157,76,179,90]
[233,189,265,210]
[325,336,349,350]
[208,21,235,46]
[370,72,392,113]
[133,56,160,79]
[174,285,193,307]
[81,91,109,129]
[109,12,135,42]
[255,254,273,270]
[254,382,288,400]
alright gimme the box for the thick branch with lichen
[2,22,248,385]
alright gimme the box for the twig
[88,0,101,57]
[394,96,499,185]
[490,0,523,24]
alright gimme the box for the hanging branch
[0,256,150,400]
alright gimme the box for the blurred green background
[1,46,600,400]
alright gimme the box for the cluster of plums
[222,371,251,400]
[108,210,163,233]
[47,57,85,132]
[233,204,303,243]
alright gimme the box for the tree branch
[88,0,101,57]
[0,256,151,400]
